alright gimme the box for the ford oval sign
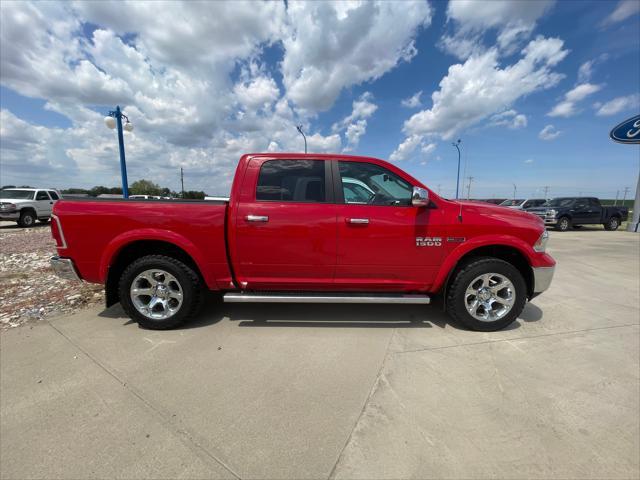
[610,114,640,144]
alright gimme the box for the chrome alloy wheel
[464,273,515,322]
[130,269,183,320]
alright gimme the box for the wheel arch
[104,239,206,307]
[439,243,535,304]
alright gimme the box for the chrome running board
[223,292,430,304]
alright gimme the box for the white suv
[0,188,62,227]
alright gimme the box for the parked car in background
[528,197,629,231]
[129,195,162,200]
[499,198,547,210]
[50,153,555,333]
[0,188,61,227]
[482,199,508,205]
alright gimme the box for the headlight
[547,209,557,217]
[0,203,17,212]
[534,230,549,252]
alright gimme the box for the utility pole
[451,139,462,199]
[180,167,185,198]
[614,190,619,206]
[437,184,442,195]
[296,125,307,154]
[622,186,630,205]
[512,183,517,200]
[466,176,474,200]
[543,186,549,199]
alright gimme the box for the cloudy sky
[1,0,639,198]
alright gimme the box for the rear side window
[256,160,326,203]
[49,191,59,200]
[35,191,50,200]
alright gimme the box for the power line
[466,176,474,200]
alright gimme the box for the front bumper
[0,212,19,220]
[50,256,81,281]
[532,265,555,294]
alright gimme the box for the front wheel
[18,210,36,228]
[118,255,203,329]
[446,258,527,332]
[556,216,571,231]
[604,217,620,231]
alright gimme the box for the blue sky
[1,0,639,198]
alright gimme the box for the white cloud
[3,1,421,192]
[399,36,567,142]
[401,91,423,108]
[524,158,534,164]
[281,1,432,111]
[539,124,561,140]
[548,83,602,117]
[440,0,555,59]
[333,92,378,151]
[389,135,423,162]
[489,109,528,129]
[602,0,640,26]
[595,94,640,116]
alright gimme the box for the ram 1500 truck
[50,154,555,332]
[528,197,629,231]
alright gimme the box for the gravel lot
[0,221,103,329]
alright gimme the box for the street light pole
[180,167,185,198]
[451,139,461,199]
[105,106,133,199]
[296,125,307,154]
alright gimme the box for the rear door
[231,158,338,290]
[333,159,447,292]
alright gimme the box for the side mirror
[412,186,429,207]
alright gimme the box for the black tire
[572,225,582,229]
[38,217,50,224]
[556,216,571,231]
[604,217,620,231]
[18,210,36,228]
[118,255,203,329]
[446,257,527,332]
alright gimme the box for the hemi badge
[447,237,466,243]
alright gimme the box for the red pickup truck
[50,153,555,331]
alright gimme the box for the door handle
[50,202,54,204]
[246,215,269,222]
[347,218,369,224]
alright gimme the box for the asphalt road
[1,230,639,479]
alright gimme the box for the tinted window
[339,161,412,206]
[588,198,600,207]
[49,191,59,200]
[0,190,34,199]
[256,160,325,202]
[35,191,50,200]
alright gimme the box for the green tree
[129,179,162,196]
[182,190,206,199]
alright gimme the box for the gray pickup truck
[528,197,629,231]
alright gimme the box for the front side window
[36,191,50,200]
[339,161,412,206]
[256,160,326,203]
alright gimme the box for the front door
[571,199,592,224]
[34,190,53,217]
[232,158,338,290]
[334,160,447,292]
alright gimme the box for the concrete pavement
[1,230,639,479]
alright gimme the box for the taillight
[50,214,67,248]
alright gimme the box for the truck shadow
[98,294,543,331]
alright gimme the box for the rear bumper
[50,256,81,281]
[532,265,555,294]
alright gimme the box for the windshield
[500,199,524,206]
[0,190,34,200]
[544,198,574,207]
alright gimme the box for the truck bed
[52,198,233,290]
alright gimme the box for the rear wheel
[604,217,620,231]
[446,258,527,332]
[18,210,36,228]
[118,255,203,329]
[556,216,571,231]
